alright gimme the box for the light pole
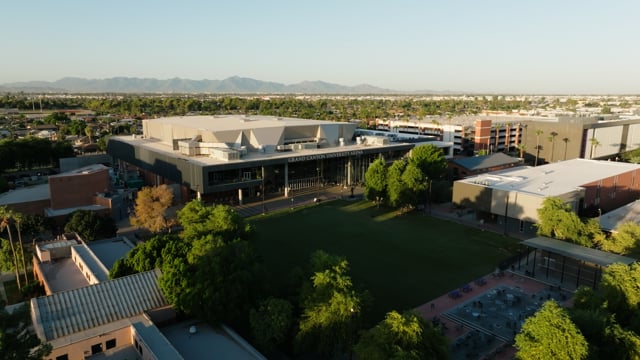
[316,167,320,202]
[261,166,265,215]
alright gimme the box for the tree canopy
[354,310,449,360]
[515,300,588,360]
[364,157,387,205]
[64,209,117,242]
[130,184,174,233]
[408,144,447,180]
[0,302,52,360]
[249,297,294,354]
[295,251,363,357]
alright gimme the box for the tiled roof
[31,269,167,341]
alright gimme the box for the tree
[536,197,602,247]
[64,210,117,242]
[0,302,52,359]
[386,159,407,208]
[130,184,174,233]
[401,163,427,209]
[354,310,449,360]
[599,263,640,329]
[534,129,543,166]
[557,138,568,162]
[515,300,588,360]
[590,137,601,159]
[364,157,387,207]
[408,144,447,180]
[0,206,21,290]
[548,131,558,162]
[602,222,640,256]
[85,126,94,143]
[158,202,261,329]
[517,143,527,159]
[295,253,362,356]
[249,297,294,354]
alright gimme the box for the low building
[599,199,640,233]
[452,159,640,235]
[30,269,265,360]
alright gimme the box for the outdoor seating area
[443,284,570,360]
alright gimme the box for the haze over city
[3,0,640,94]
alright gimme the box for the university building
[452,159,640,235]
[106,115,422,204]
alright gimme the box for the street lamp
[316,167,320,202]
[261,166,265,215]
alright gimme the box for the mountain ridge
[0,76,427,94]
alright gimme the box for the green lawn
[250,200,522,323]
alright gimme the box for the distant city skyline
[2,0,639,94]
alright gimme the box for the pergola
[516,237,636,290]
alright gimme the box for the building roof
[457,159,640,197]
[148,114,337,132]
[599,200,640,232]
[49,163,108,178]
[111,115,413,168]
[161,321,267,360]
[31,269,167,341]
[522,237,636,267]
[72,243,109,282]
[452,153,522,171]
[87,237,135,270]
[0,183,49,205]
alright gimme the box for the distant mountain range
[0,76,413,94]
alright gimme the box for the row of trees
[113,187,450,357]
[515,263,640,359]
[0,137,74,173]
[1,94,543,120]
[364,144,448,210]
[536,197,640,257]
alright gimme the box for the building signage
[288,150,365,163]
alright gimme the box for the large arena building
[106,115,435,204]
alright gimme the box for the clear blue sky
[2,0,639,94]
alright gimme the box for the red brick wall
[49,169,110,210]
[6,199,50,216]
[474,119,492,151]
[582,168,640,212]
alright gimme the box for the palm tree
[517,144,527,159]
[494,123,503,153]
[535,129,544,166]
[13,212,29,285]
[504,123,512,153]
[548,131,558,162]
[562,138,570,160]
[590,137,601,159]
[85,126,94,144]
[0,206,21,290]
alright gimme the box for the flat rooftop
[146,114,337,132]
[73,244,109,282]
[0,183,49,205]
[457,159,640,197]
[45,204,109,217]
[38,257,89,293]
[161,321,266,360]
[88,237,135,270]
[112,133,412,167]
[600,200,640,232]
[49,163,108,178]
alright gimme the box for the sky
[2,0,640,94]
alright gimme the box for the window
[106,339,116,350]
[56,355,69,360]
[519,220,525,233]
[91,343,103,355]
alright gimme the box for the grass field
[250,200,522,324]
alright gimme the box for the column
[284,162,290,197]
[238,188,243,205]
